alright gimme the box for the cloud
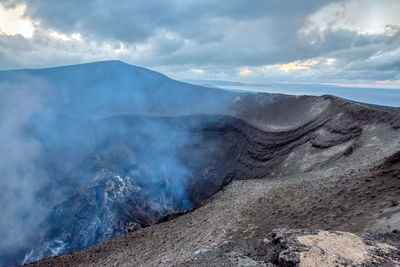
[325,58,336,65]
[239,68,252,76]
[300,0,400,37]
[191,68,204,74]
[0,0,399,84]
[265,59,319,72]
[50,31,81,41]
[0,3,35,38]
[376,80,389,84]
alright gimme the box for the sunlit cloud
[300,0,400,38]
[265,59,319,72]
[50,31,82,41]
[0,4,35,38]
[239,68,252,76]
[191,68,204,74]
[0,1,399,84]
[113,43,126,54]
[325,58,336,65]
[376,80,390,84]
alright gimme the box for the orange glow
[376,80,390,84]
[265,59,319,72]
[191,69,204,74]
[239,68,252,75]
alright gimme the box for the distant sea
[218,83,400,107]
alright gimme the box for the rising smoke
[0,61,238,266]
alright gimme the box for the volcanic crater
[0,61,398,266]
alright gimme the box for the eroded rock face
[298,232,398,266]
[184,229,400,267]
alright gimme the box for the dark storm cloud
[11,0,327,42]
[0,0,399,83]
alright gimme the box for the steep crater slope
[28,95,400,266]
[19,105,345,264]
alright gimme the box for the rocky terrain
[27,93,400,265]
[0,61,399,266]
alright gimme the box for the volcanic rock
[0,61,398,266]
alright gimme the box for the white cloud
[239,68,252,76]
[0,0,399,84]
[376,80,389,84]
[300,0,400,37]
[0,4,36,38]
[50,31,81,41]
[265,59,319,72]
[190,68,204,74]
[325,58,336,65]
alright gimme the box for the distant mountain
[0,60,243,118]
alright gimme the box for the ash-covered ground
[28,90,400,266]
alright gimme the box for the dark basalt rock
[21,95,400,265]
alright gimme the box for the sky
[0,0,400,88]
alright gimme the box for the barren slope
[27,95,400,266]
